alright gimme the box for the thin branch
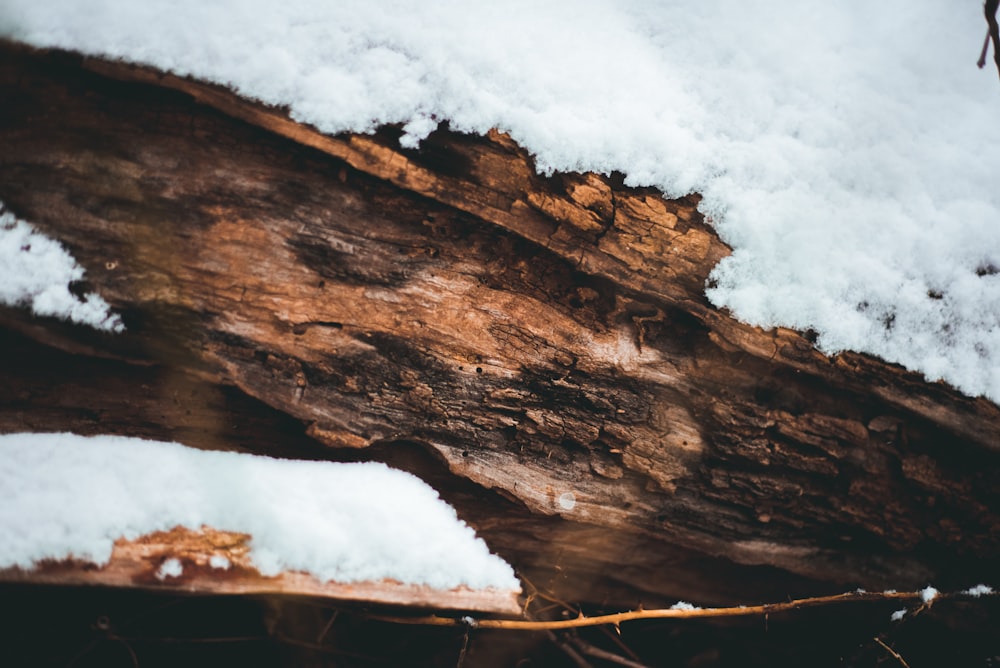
[874,637,912,668]
[983,0,1000,79]
[373,588,995,631]
[110,636,139,668]
[521,574,645,664]
[546,630,594,668]
[596,623,645,664]
[456,628,470,668]
[316,609,339,644]
[569,636,652,668]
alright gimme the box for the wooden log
[2,41,999,609]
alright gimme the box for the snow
[209,554,231,570]
[0,433,518,591]
[920,586,939,603]
[963,584,994,597]
[890,608,907,621]
[155,557,184,580]
[0,206,122,332]
[3,2,1000,400]
[669,601,699,611]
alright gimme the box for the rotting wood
[2,41,1000,609]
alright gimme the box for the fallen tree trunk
[2,42,999,610]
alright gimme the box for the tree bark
[2,42,999,610]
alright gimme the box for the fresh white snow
[0,206,122,332]
[0,432,518,591]
[669,601,699,611]
[155,557,184,580]
[209,554,232,570]
[963,584,994,597]
[3,1,1000,400]
[920,585,939,603]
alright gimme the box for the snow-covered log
[1,42,999,614]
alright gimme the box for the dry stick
[520,575,648,666]
[546,630,595,668]
[986,0,1000,78]
[569,636,653,668]
[874,637,912,668]
[455,628,471,668]
[373,590,990,631]
[596,623,646,664]
[316,609,339,644]
[522,575,644,664]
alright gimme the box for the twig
[874,637,912,668]
[112,636,139,668]
[546,630,594,668]
[316,609,339,644]
[984,0,1000,79]
[456,628,470,668]
[522,574,645,664]
[373,588,994,631]
[597,623,645,664]
[569,636,652,668]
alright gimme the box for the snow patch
[0,433,518,591]
[890,608,907,621]
[0,207,123,332]
[920,586,939,603]
[963,584,994,597]
[209,554,231,570]
[669,601,700,611]
[156,557,184,580]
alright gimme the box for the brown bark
[2,42,1000,610]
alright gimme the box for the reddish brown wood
[0,526,521,614]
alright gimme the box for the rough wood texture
[2,42,1000,609]
[0,526,521,615]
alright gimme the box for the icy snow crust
[0,433,518,590]
[5,1,1000,399]
[0,208,122,332]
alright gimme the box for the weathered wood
[0,526,521,615]
[2,42,1000,609]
